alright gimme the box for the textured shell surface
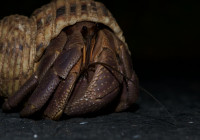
[0,15,37,97]
[0,0,129,97]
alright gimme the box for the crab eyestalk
[0,15,37,97]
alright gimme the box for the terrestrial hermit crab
[0,0,139,120]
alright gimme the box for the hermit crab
[0,0,139,120]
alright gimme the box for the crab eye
[95,23,101,29]
[94,23,104,32]
[81,26,88,32]
[81,26,88,37]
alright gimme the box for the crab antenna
[89,62,177,126]
[139,87,177,125]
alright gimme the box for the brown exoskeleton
[0,0,139,120]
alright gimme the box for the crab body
[0,0,138,120]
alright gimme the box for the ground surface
[0,61,199,140]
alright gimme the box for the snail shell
[0,0,128,97]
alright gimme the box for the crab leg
[43,30,88,120]
[114,71,138,112]
[114,36,139,112]
[103,30,139,112]
[115,46,139,112]
[43,58,82,120]
[20,31,83,117]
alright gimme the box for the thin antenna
[89,62,177,125]
[140,87,177,125]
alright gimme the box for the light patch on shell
[18,24,25,32]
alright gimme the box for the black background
[0,0,200,140]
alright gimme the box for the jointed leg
[90,29,139,112]
[43,58,82,120]
[103,30,139,112]
[19,32,84,117]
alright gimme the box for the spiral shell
[0,0,128,97]
[0,15,36,97]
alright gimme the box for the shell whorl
[0,15,36,97]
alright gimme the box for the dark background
[0,0,200,140]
